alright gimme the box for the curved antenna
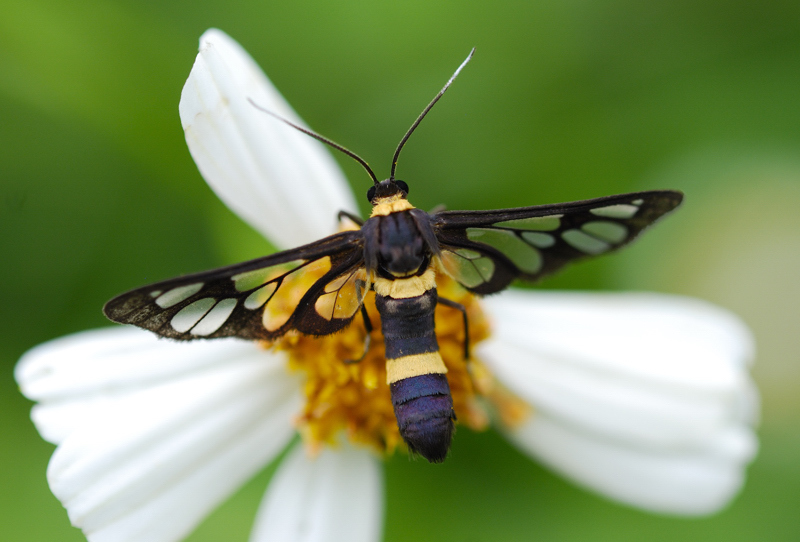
[389,48,475,181]
[247,98,379,185]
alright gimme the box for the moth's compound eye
[395,180,409,195]
[367,186,376,202]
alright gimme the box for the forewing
[103,230,366,340]
[433,190,683,294]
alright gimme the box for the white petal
[483,290,753,391]
[250,443,383,542]
[480,290,757,513]
[179,29,359,248]
[17,327,276,443]
[17,327,259,400]
[17,327,301,541]
[510,412,755,515]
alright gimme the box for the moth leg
[428,204,447,214]
[337,210,364,227]
[437,296,470,360]
[344,304,373,364]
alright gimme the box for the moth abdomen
[377,285,456,462]
[390,373,455,463]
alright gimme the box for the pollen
[265,266,528,456]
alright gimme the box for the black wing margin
[432,190,683,295]
[104,230,366,341]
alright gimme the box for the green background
[3,0,799,540]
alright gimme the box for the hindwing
[432,190,682,294]
[104,230,366,340]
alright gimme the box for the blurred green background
[3,0,799,540]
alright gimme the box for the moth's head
[367,179,409,205]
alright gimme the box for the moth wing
[433,190,682,295]
[104,230,366,340]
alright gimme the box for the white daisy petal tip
[480,289,758,515]
[180,28,359,249]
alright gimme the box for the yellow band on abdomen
[386,352,448,384]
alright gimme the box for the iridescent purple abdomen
[390,373,455,463]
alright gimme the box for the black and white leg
[437,296,470,360]
[344,304,373,364]
[337,210,364,227]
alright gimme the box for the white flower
[16,28,757,542]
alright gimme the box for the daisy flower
[16,29,758,542]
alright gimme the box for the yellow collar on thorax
[370,195,414,217]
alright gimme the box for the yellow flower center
[263,262,529,456]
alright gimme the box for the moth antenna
[389,48,475,181]
[247,98,379,185]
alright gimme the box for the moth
[104,50,682,462]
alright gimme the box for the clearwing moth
[105,49,682,462]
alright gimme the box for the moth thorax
[377,210,427,276]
